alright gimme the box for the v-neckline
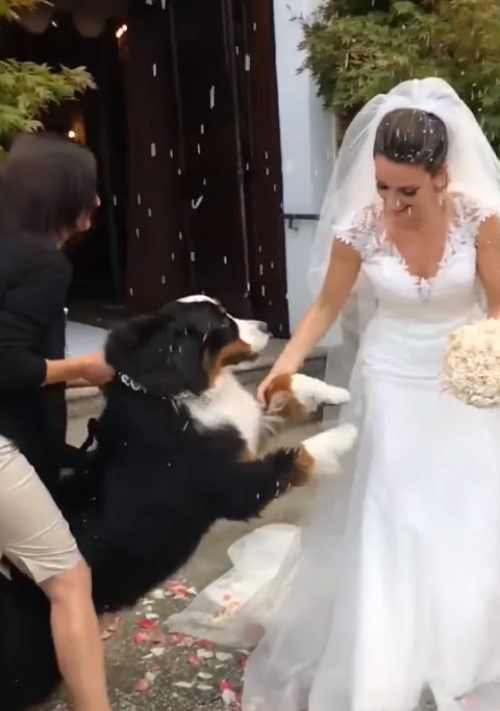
[378,196,459,286]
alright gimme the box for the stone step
[66,339,328,425]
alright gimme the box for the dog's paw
[303,423,357,476]
[291,374,350,413]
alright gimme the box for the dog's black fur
[0,299,309,711]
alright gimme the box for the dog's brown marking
[239,446,254,462]
[265,373,306,422]
[290,446,315,486]
[207,338,256,385]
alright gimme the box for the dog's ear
[138,333,210,397]
[106,313,210,398]
[105,313,163,373]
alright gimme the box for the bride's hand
[257,366,296,408]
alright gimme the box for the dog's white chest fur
[185,373,262,453]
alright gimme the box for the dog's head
[106,295,270,398]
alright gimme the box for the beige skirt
[0,435,81,584]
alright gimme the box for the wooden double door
[124,0,289,336]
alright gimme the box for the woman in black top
[0,134,113,711]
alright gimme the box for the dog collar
[117,372,192,408]
[118,372,147,394]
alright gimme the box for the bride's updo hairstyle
[374,108,448,175]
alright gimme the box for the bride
[168,78,500,711]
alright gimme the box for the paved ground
[38,415,320,710]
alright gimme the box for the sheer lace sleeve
[334,205,381,261]
[454,194,500,245]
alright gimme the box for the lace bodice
[337,194,498,304]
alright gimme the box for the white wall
[273,0,335,333]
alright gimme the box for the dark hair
[374,108,448,174]
[0,133,97,238]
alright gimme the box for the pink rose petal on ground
[167,581,190,598]
[187,653,201,666]
[136,618,157,630]
[133,678,150,692]
[198,639,215,649]
[169,632,186,646]
[219,680,238,706]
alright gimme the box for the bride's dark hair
[374,108,448,175]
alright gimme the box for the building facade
[4,0,334,336]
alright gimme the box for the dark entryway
[0,11,128,318]
[1,0,289,336]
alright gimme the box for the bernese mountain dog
[0,295,356,711]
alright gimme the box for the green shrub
[0,1,94,157]
[301,0,500,149]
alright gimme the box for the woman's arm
[477,215,500,318]
[44,353,113,386]
[0,256,113,391]
[257,239,361,402]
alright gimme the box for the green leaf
[0,2,95,157]
[301,0,500,152]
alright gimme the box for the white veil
[309,77,500,390]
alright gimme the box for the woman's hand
[77,351,115,386]
[257,363,296,407]
[257,239,361,407]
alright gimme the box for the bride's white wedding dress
[168,194,500,711]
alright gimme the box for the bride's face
[374,154,446,218]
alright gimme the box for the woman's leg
[41,562,110,711]
[0,436,111,711]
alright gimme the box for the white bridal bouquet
[442,319,500,408]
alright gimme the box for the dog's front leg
[210,423,357,522]
[264,373,350,425]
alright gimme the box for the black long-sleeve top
[0,233,71,491]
